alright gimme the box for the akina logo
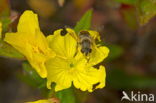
[121,91,155,102]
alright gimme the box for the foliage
[56,88,76,103]
[108,69,156,89]
[137,0,156,25]
[107,45,123,61]
[114,0,137,5]
[114,0,156,25]
[21,62,46,88]
[0,39,24,59]
[74,9,92,33]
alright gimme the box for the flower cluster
[4,10,109,92]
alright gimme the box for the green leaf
[137,0,156,25]
[0,39,24,59]
[74,90,88,103]
[19,62,55,98]
[19,62,46,88]
[107,69,156,89]
[114,0,137,5]
[74,9,92,33]
[106,45,124,61]
[56,87,76,103]
[1,17,11,33]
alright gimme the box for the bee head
[60,28,68,36]
[79,31,90,36]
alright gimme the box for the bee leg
[73,42,80,57]
[86,57,90,62]
[87,49,92,62]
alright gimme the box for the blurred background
[0,0,156,103]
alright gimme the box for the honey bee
[60,28,99,57]
[78,31,93,56]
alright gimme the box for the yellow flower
[4,10,55,78]
[46,28,109,92]
[0,22,2,38]
[26,98,59,103]
[26,99,54,103]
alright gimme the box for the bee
[78,31,93,56]
[60,28,99,57]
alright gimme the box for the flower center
[70,63,74,68]
[32,44,44,54]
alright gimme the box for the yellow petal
[0,22,2,38]
[4,32,30,55]
[46,54,106,92]
[88,46,109,66]
[88,30,101,41]
[73,66,106,92]
[17,10,40,34]
[88,31,109,65]
[46,53,88,91]
[4,10,55,78]
[47,28,77,58]
[46,57,72,91]
[26,99,54,103]
[95,65,106,89]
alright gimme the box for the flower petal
[17,10,40,34]
[26,99,54,103]
[88,46,109,66]
[73,65,106,92]
[95,65,106,89]
[47,28,77,58]
[5,32,54,78]
[46,57,72,91]
[4,10,55,78]
[4,32,30,55]
[88,30,101,41]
